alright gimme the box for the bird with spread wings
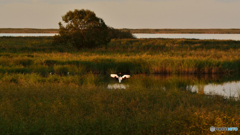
[110,74,130,83]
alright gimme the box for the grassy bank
[0,37,240,74]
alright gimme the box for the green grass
[0,37,240,134]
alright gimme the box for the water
[133,33,240,41]
[1,33,240,41]
[106,74,240,100]
[107,84,129,89]
[187,81,240,100]
[0,33,57,37]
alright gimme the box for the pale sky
[0,0,240,29]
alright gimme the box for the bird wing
[110,74,119,78]
[122,75,130,79]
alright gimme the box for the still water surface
[133,34,240,40]
[0,33,57,37]
[107,74,240,100]
[187,81,240,100]
[1,33,240,40]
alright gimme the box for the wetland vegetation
[1,37,240,74]
[0,36,240,134]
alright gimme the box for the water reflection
[133,34,240,41]
[1,33,240,41]
[187,81,240,99]
[105,74,240,100]
[0,33,57,37]
[107,83,129,90]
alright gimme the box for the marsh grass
[1,37,240,134]
[1,37,240,74]
[0,55,238,75]
[0,74,240,134]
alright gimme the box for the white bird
[110,74,130,83]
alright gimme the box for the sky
[0,0,240,29]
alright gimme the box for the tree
[107,27,136,39]
[53,9,110,49]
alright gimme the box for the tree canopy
[53,9,110,49]
[53,9,135,49]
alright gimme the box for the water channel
[133,34,240,40]
[106,74,240,100]
[1,33,240,41]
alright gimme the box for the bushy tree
[108,27,136,39]
[53,9,110,49]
